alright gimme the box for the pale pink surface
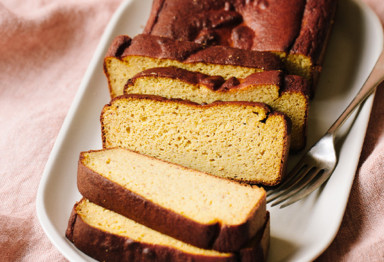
[0,0,383,261]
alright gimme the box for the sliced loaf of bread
[104,34,282,98]
[77,148,267,252]
[125,67,309,151]
[66,199,270,262]
[101,94,291,186]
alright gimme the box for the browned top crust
[105,34,282,70]
[283,74,310,96]
[143,0,337,63]
[122,34,203,60]
[144,0,305,52]
[127,67,282,92]
[105,35,132,58]
[237,71,282,91]
[126,67,310,97]
[290,0,338,64]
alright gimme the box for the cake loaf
[104,34,282,98]
[77,148,267,252]
[101,94,291,186]
[144,0,337,92]
[125,67,309,151]
[66,199,270,262]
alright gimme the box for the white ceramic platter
[36,0,383,261]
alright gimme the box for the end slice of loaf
[101,94,291,186]
[77,148,266,252]
[103,34,282,98]
[286,0,337,89]
[66,199,270,262]
[125,67,309,151]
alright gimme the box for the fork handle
[326,47,384,135]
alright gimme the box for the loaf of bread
[104,34,282,98]
[125,67,309,151]
[77,148,267,251]
[144,0,337,92]
[66,199,270,262]
[101,94,290,186]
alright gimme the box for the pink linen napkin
[0,0,383,261]
[317,2,384,261]
[0,0,121,261]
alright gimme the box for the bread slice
[103,34,282,98]
[286,0,337,88]
[77,148,267,251]
[125,67,309,151]
[66,199,270,262]
[101,94,291,186]
[143,0,337,93]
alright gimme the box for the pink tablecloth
[0,0,383,261]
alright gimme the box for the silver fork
[267,47,384,208]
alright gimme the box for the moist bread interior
[101,95,290,185]
[81,148,265,225]
[76,199,231,257]
[125,68,308,150]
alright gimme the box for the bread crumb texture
[76,199,231,257]
[102,96,289,185]
[125,75,306,150]
[82,148,265,225]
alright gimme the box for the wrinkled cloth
[0,0,383,261]
[318,2,384,261]
[0,0,122,261]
